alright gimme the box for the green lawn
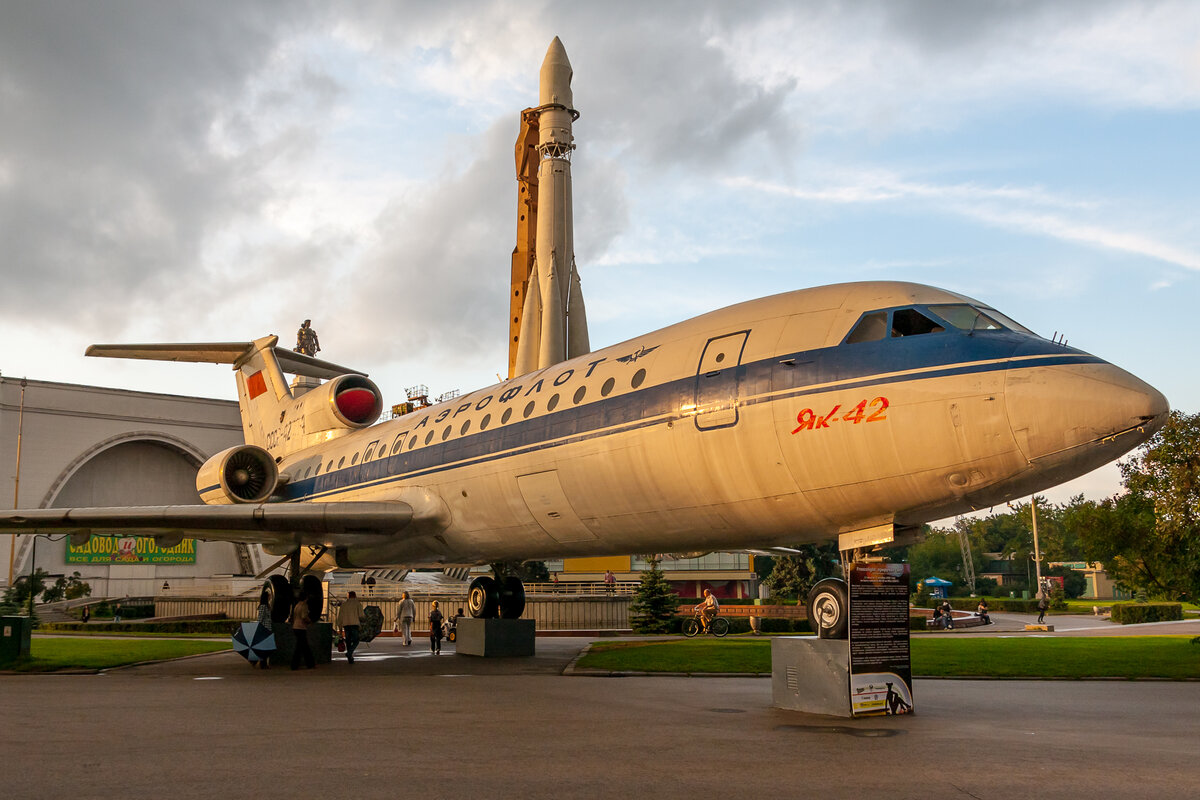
[577,636,1200,679]
[5,638,230,672]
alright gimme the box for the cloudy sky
[2,1,1197,504]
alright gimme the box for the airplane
[0,280,1168,638]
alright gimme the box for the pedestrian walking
[113,602,122,623]
[336,590,364,664]
[255,590,273,669]
[1036,594,1049,624]
[81,606,90,624]
[290,590,315,670]
[398,591,416,645]
[429,600,444,655]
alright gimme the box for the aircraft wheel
[467,576,500,619]
[301,574,324,622]
[498,576,526,619]
[807,578,849,639]
[265,575,293,624]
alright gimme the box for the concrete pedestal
[268,622,334,666]
[456,618,535,657]
[771,636,851,718]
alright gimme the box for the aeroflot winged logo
[616,345,658,364]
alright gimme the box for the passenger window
[391,434,404,455]
[364,442,378,460]
[846,311,887,344]
[351,452,360,465]
[891,308,944,337]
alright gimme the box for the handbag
[336,635,346,653]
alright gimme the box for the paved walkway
[1,635,1198,799]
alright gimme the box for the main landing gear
[261,547,326,624]
[806,578,849,640]
[467,575,526,619]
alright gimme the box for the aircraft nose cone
[1005,346,1168,470]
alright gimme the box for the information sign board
[848,562,913,716]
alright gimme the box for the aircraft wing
[0,502,412,547]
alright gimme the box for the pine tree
[629,557,679,634]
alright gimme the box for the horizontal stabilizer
[86,341,366,379]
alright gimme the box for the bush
[909,616,927,631]
[1110,603,1183,624]
[39,620,239,635]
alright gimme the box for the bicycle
[682,610,729,637]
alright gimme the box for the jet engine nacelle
[296,374,384,436]
[197,444,280,505]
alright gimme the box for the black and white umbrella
[232,622,276,664]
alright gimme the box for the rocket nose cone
[543,36,571,68]
[540,37,573,107]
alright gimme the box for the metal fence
[155,593,632,631]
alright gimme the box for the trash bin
[0,616,32,666]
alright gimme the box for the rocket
[510,38,590,377]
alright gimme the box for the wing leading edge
[0,502,413,547]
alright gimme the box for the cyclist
[693,589,720,633]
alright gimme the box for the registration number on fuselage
[791,397,889,433]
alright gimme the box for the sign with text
[848,562,913,716]
[66,536,197,564]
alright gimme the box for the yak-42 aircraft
[0,281,1168,637]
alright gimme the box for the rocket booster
[513,38,589,376]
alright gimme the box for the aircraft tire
[468,576,500,619]
[807,578,849,639]
[265,574,293,624]
[301,574,324,622]
[498,576,526,619]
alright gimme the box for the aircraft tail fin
[87,337,369,451]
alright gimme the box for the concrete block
[457,618,536,657]
[772,636,851,718]
[1024,624,1055,632]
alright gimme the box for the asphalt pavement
[2,633,1199,799]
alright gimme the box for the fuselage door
[694,330,750,430]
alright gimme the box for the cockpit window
[927,304,1004,332]
[845,311,888,344]
[980,307,1033,335]
[891,308,944,337]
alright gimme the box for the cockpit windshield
[926,304,1003,332]
[926,304,1034,335]
[843,302,1035,345]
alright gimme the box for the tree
[629,557,679,634]
[1116,410,1200,600]
[765,544,838,600]
[2,568,52,609]
[41,572,91,604]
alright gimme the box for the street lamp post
[9,378,28,586]
[1031,497,1044,597]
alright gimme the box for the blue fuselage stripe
[279,332,1100,502]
